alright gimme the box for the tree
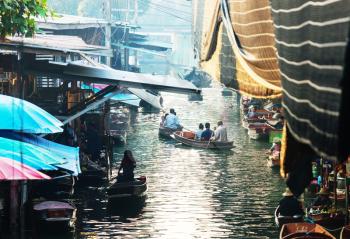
[0,0,50,39]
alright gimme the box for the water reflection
[70,84,286,238]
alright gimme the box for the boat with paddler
[172,131,234,150]
[158,125,183,138]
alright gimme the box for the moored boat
[173,131,234,150]
[248,123,272,140]
[340,225,350,239]
[275,206,304,228]
[107,176,147,204]
[33,201,77,231]
[280,223,335,239]
[307,211,345,231]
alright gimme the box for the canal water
[74,84,286,239]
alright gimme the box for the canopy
[0,136,66,166]
[0,150,57,171]
[0,94,63,133]
[0,131,81,176]
[82,83,141,107]
[0,156,51,180]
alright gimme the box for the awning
[25,60,200,95]
[0,35,112,57]
[0,131,81,176]
[81,83,141,107]
[82,83,162,109]
[0,94,63,134]
[0,156,51,180]
[0,136,65,169]
[128,88,162,109]
[126,40,172,52]
[0,149,57,171]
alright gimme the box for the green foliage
[0,0,50,38]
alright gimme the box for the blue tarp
[0,136,65,170]
[0,131,81,176]
[0,94,63,134]
[0,149,57,170]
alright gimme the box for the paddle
[206,131,215,149]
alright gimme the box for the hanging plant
[0,0,50,40]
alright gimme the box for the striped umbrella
[0,156,50,180]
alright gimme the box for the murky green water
[75,84,286,238]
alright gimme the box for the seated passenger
[195,123,204,140]
[164,108,181,129]
[268,114,284,130]
[201,122,214,141]
[213,121,228,142]
[311,188,332,211]
[269,138,281,158]
[246,106,257,118]
[278,188,304,217]
[117,150,136,182]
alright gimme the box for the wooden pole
[9,181,19,239]
[346,169,349,225]
[334,162,338,210]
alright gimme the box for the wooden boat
[275,206,304,228]
[107,176,147,204]
[158,125,183,138]
[33,201,77,231]
[173,131,234,150]
[307,211,345,230]
[280,223,335,239]
[248,123,272,140]
[340,225,350,239]
[32,175,75,199]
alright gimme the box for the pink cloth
[0,157,50,180]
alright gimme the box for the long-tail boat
[172,131,234,150]
[280,223,335,239]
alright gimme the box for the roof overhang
[24,60,200,95]
[0,35,112,57]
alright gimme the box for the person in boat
[311,188,332,211]
[201,122,214,141]
[269,138,281,158]
[246,106,257,118]
[117,150,136,182]
[278,187,304,217]
[160,113,169,126]
[267,113,284,130]
[195,123,204,140]
[164,108,181,129]
[213,121,228,142]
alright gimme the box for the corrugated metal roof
[0,35,112,56]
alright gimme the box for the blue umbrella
[0,150,57,171]
[0,137,66,166]
[0,94,63,133]
[0,131,81,176]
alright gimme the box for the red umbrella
[0,156,51,180]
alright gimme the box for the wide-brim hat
[317,188,329,195]
[282,188,293,197]
[273,137,281,144]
